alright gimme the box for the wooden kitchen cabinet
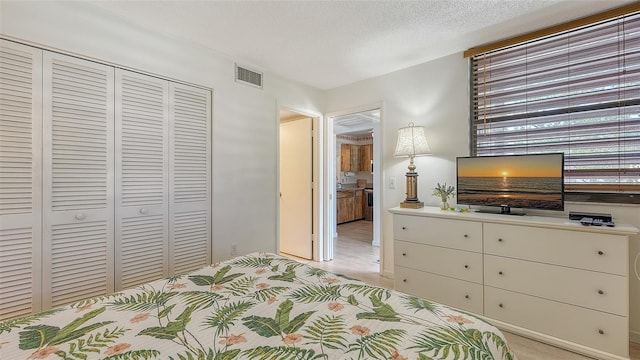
[340,143,372,172]
[360,144,372,172]
[337,189,365,224]
[340,144,361,171]
[350,145,360,171]
[337,191,354,224]
[354,189,364,220]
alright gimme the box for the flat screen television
[456,153,564,215]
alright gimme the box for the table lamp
[394,122,431,208]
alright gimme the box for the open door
[279,117,313,259]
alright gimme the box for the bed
[0,252,517,359]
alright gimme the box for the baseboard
[382,269,394,281]
[631,329,640,344]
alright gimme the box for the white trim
[382,269,394,280]
[325,115,335,261]
[325,102,384,268]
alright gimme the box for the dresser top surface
[389,206,639,236]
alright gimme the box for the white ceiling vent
[235,63,263,89]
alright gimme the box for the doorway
[277,105,382,281]
[326,108,381,274]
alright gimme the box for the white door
[42,52,115,309]
[0,40,43,318]
[280,117,313,259]
[115,69,169,290]
[169,83,211,274]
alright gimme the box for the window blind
[470,12,640,196]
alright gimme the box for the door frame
[276,102,384,264]
[276,105,323,261]
[324,102,383,262]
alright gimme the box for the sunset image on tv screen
[457,154,564,210]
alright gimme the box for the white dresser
[390,206,638,360]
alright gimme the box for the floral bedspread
[1,253,517,360]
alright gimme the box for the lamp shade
[394,123,431,157]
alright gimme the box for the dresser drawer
[484,223,627,275]
[484,255,626,316]
[395,240,482,283]
[393,214,482,252]
[485,286,628,358]
[395,266,483,314]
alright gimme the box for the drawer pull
[498,238,503,242]
[464,265,469,269]
[598,289,604,295]
[465,294,470,299]
[402,226,407,230]
[464,234,469,238]
[498,303,504,308]
[598,329,605,335]
[402,279,407,283]
[498,271,503,275]
[597,250,604,256]
[402,252,407,256]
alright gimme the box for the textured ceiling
[90,0,634,90]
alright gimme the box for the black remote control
[580,217,593,225]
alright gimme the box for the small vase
[440,199,449,210]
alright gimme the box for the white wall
[325,52,640,341]
[0,1,326,263]
[326,52,470,275]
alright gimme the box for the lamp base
[400,201,424,209]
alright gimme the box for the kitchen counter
[337,183,372,191]
[336,187,365,192]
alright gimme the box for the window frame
[468,11,640,205]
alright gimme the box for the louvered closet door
[169,84,211,274]
[115,70,169,290]
[0,40,42,319]
[42,52,114,309]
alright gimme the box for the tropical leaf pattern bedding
[0,253,517,360]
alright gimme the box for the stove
[364,189,373,221]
